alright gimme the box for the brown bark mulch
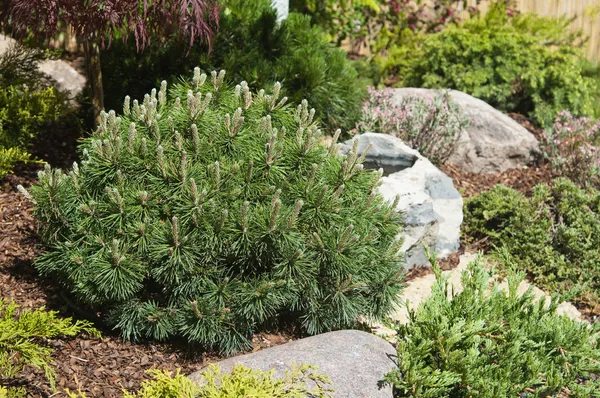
[439,162,557,199]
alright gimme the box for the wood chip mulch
[439,162,557,199]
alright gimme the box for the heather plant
[0,299,98,396]
[379,2,598,127]
[21,69,405,354]
[542,110,600,188]
[384,252,600,397]
[464,178,600,317]
[352,87,469,164]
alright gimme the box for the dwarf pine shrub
[22,69,405,353]
[384,253,600,397]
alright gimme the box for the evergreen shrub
[0,299,98,396]
[464,178,600,316]
[384,254,600,397]
[22,69,405,353]
[0,43,71,178]
[379,3,598,127]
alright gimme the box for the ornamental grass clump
[21,69,405,353]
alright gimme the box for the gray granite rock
[38,59,86,100]
[391,88,540,174]
[0,34,86,102]
[340,133,463,267]
[189,330,396,398]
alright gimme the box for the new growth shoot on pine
[20,68,405,353]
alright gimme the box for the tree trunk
[65,24,79,53]
[83,39,104,124]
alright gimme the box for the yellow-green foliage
[122,369,200,398]
[0,146,35,179]
[121,364,333,398]
[0,299,99,394]
[0,43,70,179]
[0,386,25,398]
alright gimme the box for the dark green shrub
[100,0,365,133]
[384,254,600,397]
[22,69,405,353]
[464,178,600,316]
[0,43,70,178]
[0,299,98,396]
[380,3,598,127]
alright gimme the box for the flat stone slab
[189,330,396,397]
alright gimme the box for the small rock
[38,59,86,100]
[0,34,86,102]
[189,330,396,398]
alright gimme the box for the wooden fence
[469,0,600,62]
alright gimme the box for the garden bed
[0,114,575,396]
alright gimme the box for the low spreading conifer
[21,69,405,353]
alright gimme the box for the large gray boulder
[38,59,86,100]
[0,34,86,101]
[340,133,463,267]
[189,330,396,398]
[391,88,540,174]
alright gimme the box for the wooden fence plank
[466,0,600,62]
